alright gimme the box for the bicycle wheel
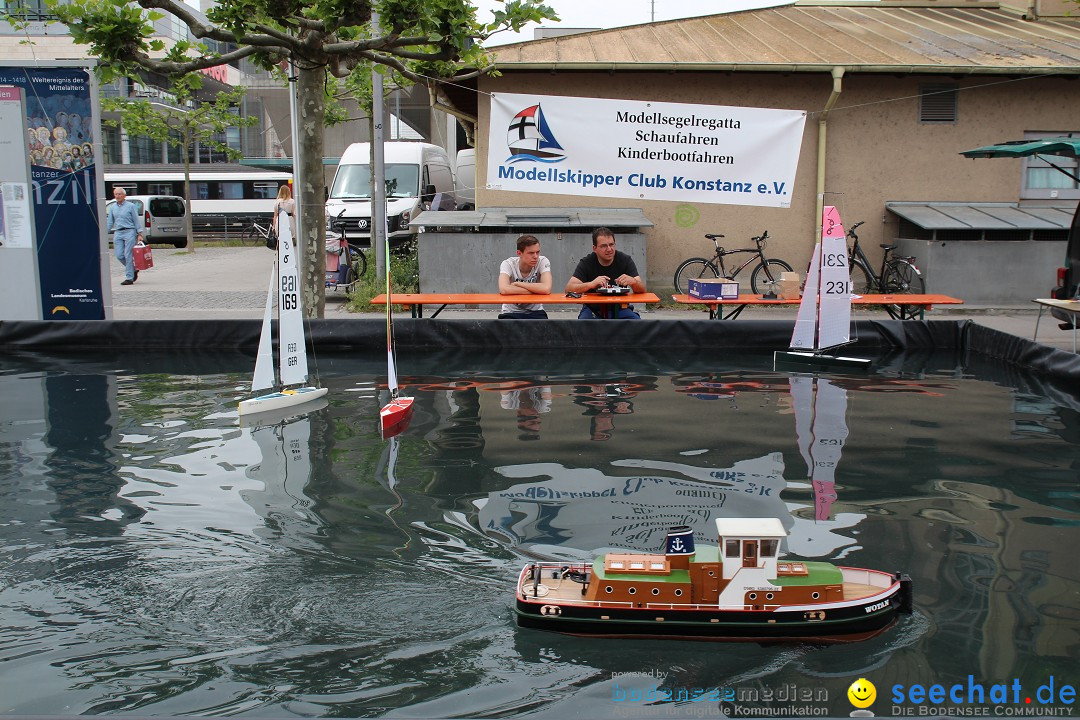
[350,246,367,281]
[242,224,259,246]
[882,260,926,319]
[749,259,794,295]
[849,259,874,295]
[674,258,718,295]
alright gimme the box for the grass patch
[346,240,419,313]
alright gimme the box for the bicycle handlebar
[848,221,865,233]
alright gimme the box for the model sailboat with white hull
[775,206,870,371]
[239,208,328,418]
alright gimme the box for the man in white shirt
[498,235,552,319]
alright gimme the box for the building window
[101,125,122,165]
[3,0,54,21]
[919,84,958,123]
[1021,131,1080,201]
[129,133,164,164]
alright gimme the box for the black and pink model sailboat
[379,235,413,439]
[775,206,870,371]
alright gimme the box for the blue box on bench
[688,277,739,300]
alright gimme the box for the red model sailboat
[379,241,413,439]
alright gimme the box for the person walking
[107,187,142,285]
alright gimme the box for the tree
[50,0,557,317]
[103,78,258,251]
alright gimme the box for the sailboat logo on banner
[506,104,566,163]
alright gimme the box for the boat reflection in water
[477,452,863,564]
[240,399,327,547]
[789,375,849,521]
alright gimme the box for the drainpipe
[815,67,845,243]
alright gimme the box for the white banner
[487,93,806,207]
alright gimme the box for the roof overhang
[885,201,1077,230]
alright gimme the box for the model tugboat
[515,519,912,641]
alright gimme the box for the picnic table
[371,292,661,318]
[671,293,964,320]
[1032,298,1080,353]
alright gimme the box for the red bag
[133,241,154,271]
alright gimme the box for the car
[325,142,455,246]
[106,194,188,248]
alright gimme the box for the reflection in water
[500,386,551,441]
[789,375,850,521]
[571,382,639,441]
[478,454,863,561]
[1,352,1079,718]
[44,373,145,533]
[241,410,322,548]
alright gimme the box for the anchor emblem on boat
[671,538,686,552]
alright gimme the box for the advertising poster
[488,92,806,208]
[0,66,104,320]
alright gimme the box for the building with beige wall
[456,0,1080,299]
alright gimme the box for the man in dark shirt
[565,227,646,319]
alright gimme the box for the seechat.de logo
[505,103,566,164]
[848,678,877,710]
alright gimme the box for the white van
[105,195,188,248]
[454,148,475,211]
[326,141,455,246]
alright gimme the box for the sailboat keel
[774,350,871,371]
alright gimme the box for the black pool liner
[1,318,1077,385]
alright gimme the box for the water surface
[1,349,1077,718]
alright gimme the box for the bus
[104,165,293,235]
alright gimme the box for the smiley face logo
[847,678,876,709]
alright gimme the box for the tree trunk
[296,66,326,318]
[181,127,195,253]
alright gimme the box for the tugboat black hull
[516,574,911,642]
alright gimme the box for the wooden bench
[1032,298,1080,353]
[371,292,661,318]
[672,293,964,320]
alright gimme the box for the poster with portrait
[0,64,105,320]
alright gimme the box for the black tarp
[0,318,1076,385]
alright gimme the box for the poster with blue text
[0,66,103,320]
[488,93,806,208]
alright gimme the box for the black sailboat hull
[773,350,872,371]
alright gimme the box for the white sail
[251,267,276,392]
[276,208,309,387]
[790,242,820,350]
[817,211,851,350]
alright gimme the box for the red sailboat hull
[380,397,414,439]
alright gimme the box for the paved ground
[108,245,1079,352]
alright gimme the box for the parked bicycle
[243,218,275,247]
[844,221,926,320]
[325,210,368,291]
[674,230,793,295]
